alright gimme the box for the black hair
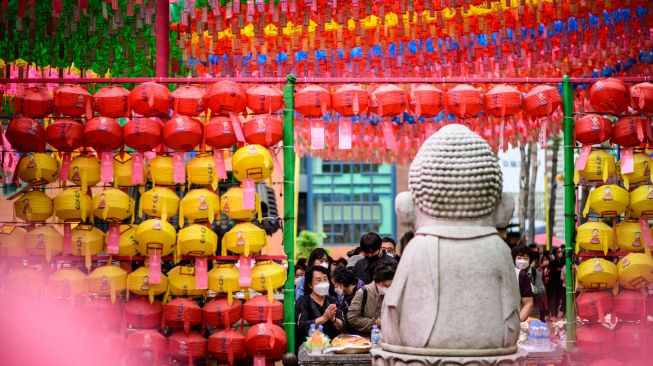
[307,248,329,266]
[511,245,530,261]
[347,247,362,257]
[295,262,307,274]
[399,231,414,248]
[336,258,348,267]
[303,265,331,296]
[373,262,396,283]
[381,237,396,247]
[331,267,357,287]
[359,232,382,253]
[296,258,307,270]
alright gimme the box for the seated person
[295,265,344,341]
[332,267,363,308]
[347,262,396,336]
[353,232,397,285]
[295,248,330,299]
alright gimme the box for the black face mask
[366,253,381,264]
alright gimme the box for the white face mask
[515,259,530,270]
[294,276,304,286]
[377,286,388,296]
[334,287,344,297]
[313,282,330,296]
[317,262,329,269]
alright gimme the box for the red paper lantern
[332,85,370,117]
[614,289,647,321]
[82,298,123,331]
[163,116,203,152]
[124,298,163,329]
[205,116,238,149]
[371,84,407,117]
[123,117,164,152]
[295,85,331,118]
[130,82,171,117]
[445,84,484,118]
[577,325,614,357]
[612,116,647,147]
[590,78,630,115]
[168,330,207,363]
[523,85,562,119]
[485,84,523,117]
[94,85,130,118]
[245,322,287,359]
[205,81,247,115]
[171,85,206,116]
[164,297,202,333]
[203,298,243,329]
[589,359,625,366]
[126,329,168,365]
[85,117,123,152]
[243,115,283,147]
[208,329,247,364]
[614,323,653,358]
[6,118,46,152]
[242,295,283,325]
[576,291,613,321]
[575,114,613,145]
[54,85,93,117]
[410,85,444,118]
[631,82,653,114]
[46,119,85,152]
[247,85,284,114]
[14,87,53,118]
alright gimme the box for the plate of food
[326,334,371,354]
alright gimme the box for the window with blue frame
[321,194,382,245]
[321,161,379,175]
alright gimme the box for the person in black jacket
[295,265,344,342]
[352,232,397,285]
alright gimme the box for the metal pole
[155,0,170,77]
[283,74,297,353]
[562,75,576,352]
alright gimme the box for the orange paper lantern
[245,322,286,359]
[410,85,444,118]
[575,114,613,145]
[124,298,164,330]
[612,116,647,147]
[130,82,171,117]
[123,117,164,152]
[94,85,130,118]
[630,82,653,114]
[208,330,247,364]
[371,84,407,117]
[332,84,370,117]
[295,85,331,118]
[171,85,206,116]
[202,298,243,329]
[243,115,283,147]
[6,118,46,152]
[242,295,284,325]
[484,84,523,117]
[84,117,123,152]
[45,119,85,152]
[205,81,247,115]
[246,85,283,114]
[14,87,53,118]
[205,116,238,149]
[445,84,484,118]
[126,330,168,364]
[169,331,207,363]
[54,85,93,117]
[163,116,203,152]
[164,298,202,333]
[590,78,630,115]
[523,84,562,118]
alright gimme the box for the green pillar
[283,74,297,353]
[562,76,576,351]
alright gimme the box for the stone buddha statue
[374,124,525,365]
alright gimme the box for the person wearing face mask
[295,248,330,300]
[347,262,396,336]
[512,245,534,322]
[332,267,363,307]
[381,237,400,262]
[295,265,344,341]
[353,232,397,285]
[294,262,307,287]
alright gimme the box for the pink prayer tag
[239,255,252,287]
[214,150,228,179]
[149,252,162,284]
[271,148,282,174]
[382,121,396,150]
[575,145,592,171]
[621,147,635,175]
[173,152,186,184]
[60,153,71,183]
[195,257,208,289]
[640,217,653,248]
[100,152,114,183]
[63,223,71,255]
[253,356,266,366]
[144,150,157,161]
[131,153,144,184]
[311,124,325,150]
[230,113,245,142]
[339,120,352,150]
[106,224,120,255]
[242,179,256,210]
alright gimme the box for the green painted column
[562,76,576,351]
[283,74,297,352]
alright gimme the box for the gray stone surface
[371,348,528,366]
[298,347,372,366]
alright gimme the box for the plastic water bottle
[371,324,381,349]
[308,323,316,338]
[318,325,324,334]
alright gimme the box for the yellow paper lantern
[617,253,653,289]
[177,224,218,257]
[127,265,169,303]
[617,153,652,190]
[135,219,176,256]
[113,153,141,187]
[251,260,287,302]
[70,224,105,271]
[87,265,128,303]
[147,155,175,187]
[13,191,53,222]
[231,144,274,183]
[577,258,618,290]
[24,225,63,262]
[167,265,207,297]
[576,222,614,255]
[628,185,653,218]
[93,188,134,223]
[179,188,219,228]
[17,153,60,184]
[117,224,139,256]
[48,267,87,298]
[220,187,261,221]
[53,188,92,222]
[0,225,27,257]
[208,264,241,305]
[5,267,45,297]
[139,187,180,222]
[222,222,267,256]
[186,153,218,189]
[583,185,629,217]
[574,149,615,184]
[615,221,647,253]
[68,155,101,191]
